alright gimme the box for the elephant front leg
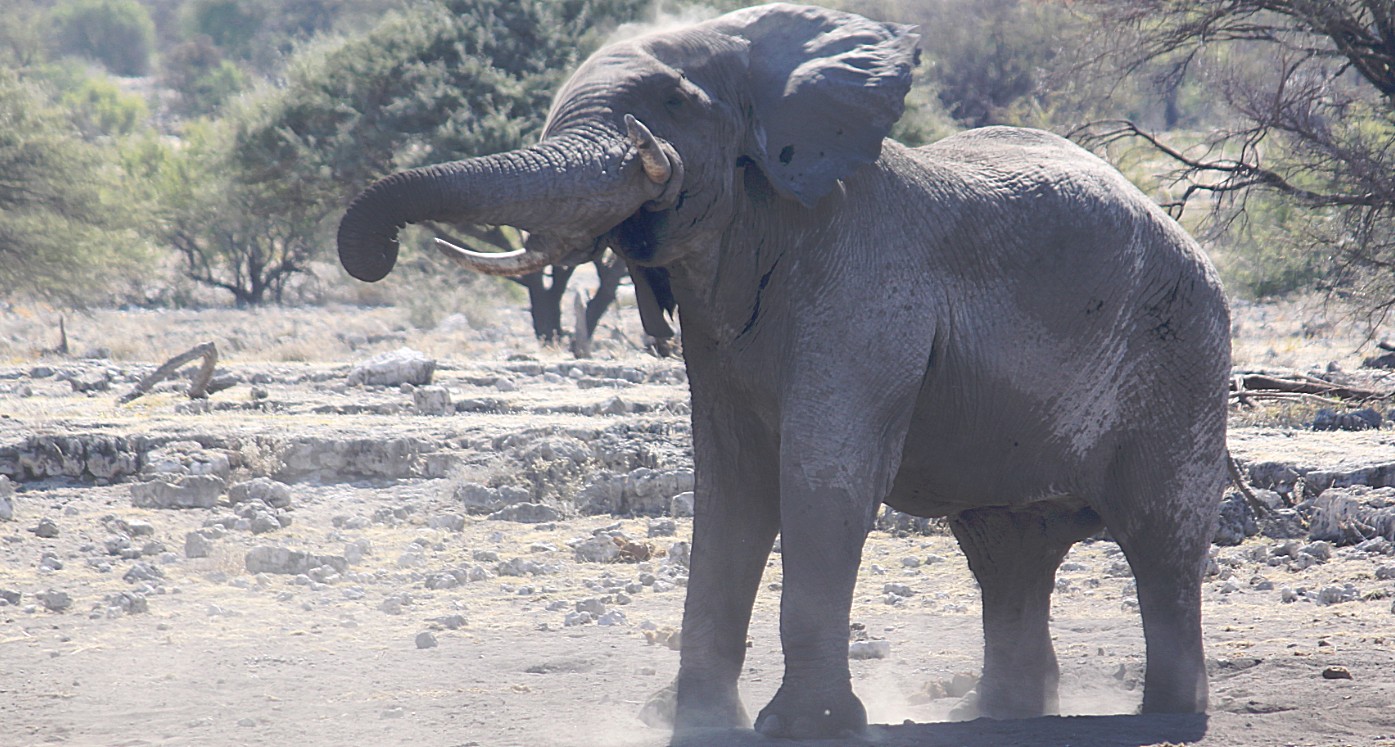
[753,461,885,738]
[673,409,780,730]
[674,490,778,729]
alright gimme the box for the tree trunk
[519,266,575,342]
[585,254,626,337]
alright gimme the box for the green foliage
[60,74,150,138]
[0,2,49,69]
[129,115,323,306]
[181,0,264,59]
[178,0,412,74]
[159,34,247,116]
[1213,196,1329,300]
[1080,0,1395,313]
[0,71,144,304]
[49,0,156,76]
[889,80,961,147]
[232,0,651,203]
[881,0,1077,128]
[102,0,651,306]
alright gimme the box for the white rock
[489,502,562,523]
[849,640,891,660]
[228,478,293,508]
[598,610,628,626]
[348,348,435,387]
[575,536,621,563]
[37,589,71,612]
[131,475,226,509]
[413,386,453,415]
[883,583,915,597]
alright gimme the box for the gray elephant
[337,3,1230,739]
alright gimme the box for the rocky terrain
[2,296,1394,747]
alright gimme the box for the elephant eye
[664,95,684,110]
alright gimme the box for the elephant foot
[1140,682,1207,714]
[638,681,677,729]
[672,675,750,731]
[945,689,982,721]
[753,684,867,739]
[950,685,1060,721]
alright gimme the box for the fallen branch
[119,342,219,404]
[1230,390,1350,408]
[1226,451,1271,518]
[1230,372,1390,403]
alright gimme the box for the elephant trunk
[337,125,668,282]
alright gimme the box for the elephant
[337,2,1230,739]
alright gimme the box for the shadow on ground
[669,714,1207,746]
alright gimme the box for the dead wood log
[1230,372,1389,403]
[119,342,219,404]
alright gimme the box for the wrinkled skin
[338,3,1230,739]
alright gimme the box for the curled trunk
[337,128,654,282]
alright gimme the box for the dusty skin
[2,295,1394,747]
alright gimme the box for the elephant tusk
[433,237,559,277]
[625,114,672,185]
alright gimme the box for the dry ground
[1,293,1394,747]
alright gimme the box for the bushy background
[2,0,1391,327]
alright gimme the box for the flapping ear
[712,4,919,207]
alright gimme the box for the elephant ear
[713,4,920,207]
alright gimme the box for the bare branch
[119,342,219,404]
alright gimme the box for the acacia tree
[128,112,324,307]
[0,71,139,304]
[1079,1,1395,316]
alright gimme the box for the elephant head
[337,3,919,294]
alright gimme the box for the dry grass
[1229,295,1391,371]
[0,263,638,367]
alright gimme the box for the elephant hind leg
[950,503,1103,720]
[1096,446,1223,714]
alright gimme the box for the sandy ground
[2,294,1394,747]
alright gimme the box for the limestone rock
[185,530,216,559]
[142,441,232,480]
[0,476,13,521]
[131,475,226,509]
[228,478,293,509]
[456,483,530,515]
[849,640,891,660]
[1308,487,1395,545]
[574,536,621,563]
[1214,492,1260,545]
[1312,408,1382,432]
[245,546,346,576]
[413,386,453,416]
[37,589,71,612]
[577,468,695,516]
[488,503,563,524]
[348,348,435,387]
[670,491,694,518]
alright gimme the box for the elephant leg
[752,475,873,739]
[753,423,910,739]
[1097,446,1221,714]
[673,403,780,730]
[950,504,1102,719]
